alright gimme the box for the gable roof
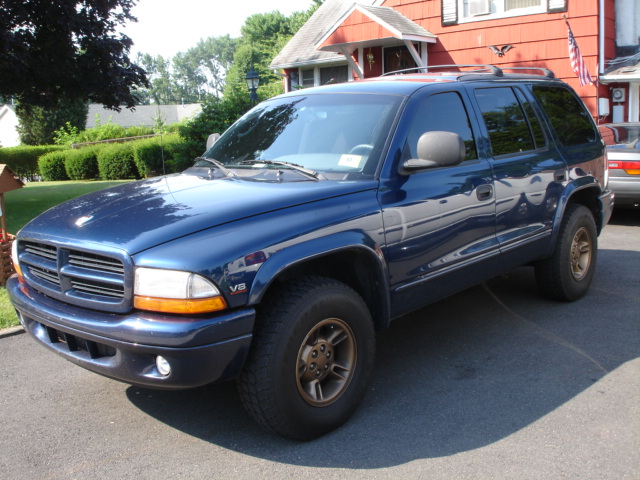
[317,4,436,53]
[86,104,201,128]
[270,0,378,69]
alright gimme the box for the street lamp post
[245,66,260,104]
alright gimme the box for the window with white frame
[300,69,315,88]
[442,0,566,25]
[299,65,349,88]
[463,0,544,19]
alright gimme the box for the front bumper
[7,275,255,389]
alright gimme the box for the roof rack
[383,64,503,77]
[498,66,555,78]
[382,64,556,79]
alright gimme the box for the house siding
[378,0,613,117]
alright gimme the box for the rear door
[471,85,567,253]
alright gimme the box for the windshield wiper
[194,157,235,177]
[237,160,324,180]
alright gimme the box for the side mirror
[206,133,221,150]
[399,131,465,175]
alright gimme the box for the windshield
[199,93,403,181]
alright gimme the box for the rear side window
[532,86,597,146]
[474,87,536,156]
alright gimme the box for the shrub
[132,134,187,177]
[0,145,65,180]
[97,143,139,180]
[38,151,69,181]
[124,125,155,138]
[169,140,201,172]
[65,147,100,180]
[76,119,127,144]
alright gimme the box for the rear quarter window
[532,86,597,146]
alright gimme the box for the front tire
[535,204,598,301]
[237,276,375,440]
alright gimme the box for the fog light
[156,356,171,376]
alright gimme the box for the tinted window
[475,87,535,156]
[532,86,597,146]
[405,92,477,161]
[515,88,546,149]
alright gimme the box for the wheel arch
[546,181,603,257]
[249,235,391,331]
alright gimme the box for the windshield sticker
[338,154,363,168]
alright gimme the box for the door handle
[554,169,567,182]
[476,184,493,201]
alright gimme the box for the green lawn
[1,180,132,329]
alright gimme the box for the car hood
[20,173,378,254]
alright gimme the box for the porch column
[339,46,364,80]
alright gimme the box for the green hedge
[38,151,70,181]
[97,143,140,180]
[0,134,190,182]
[132,134,185,177]
[0,145,65,180]
[65,147,100,180]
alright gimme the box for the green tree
[135,36,238,104]
[135,53,176,104]
[0,0,148,110]
[179,3,319,157]
[16,97,88,145]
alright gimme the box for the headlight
[134,267,227,314]
[11,239,22,277]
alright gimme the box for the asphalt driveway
[1,208,638,479]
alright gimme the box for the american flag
[566,19,594,87]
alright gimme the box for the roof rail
[383,64,504,77]
[498,66,556,78]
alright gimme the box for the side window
[475,87,535,156]
[532,86,597,146]
[514,88,546,149]
[405,92,478,161]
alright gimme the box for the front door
[380,89,497,316]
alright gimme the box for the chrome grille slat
[24,243,58,261]
[71,280,124,298]
[30,266,61,285]
[68,253,125,274]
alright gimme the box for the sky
[122,0,315,59]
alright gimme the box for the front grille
[18,240,131,313]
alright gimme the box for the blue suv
[9,66,614,440]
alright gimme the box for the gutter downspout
[599,0,605,75]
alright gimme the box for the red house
[271,0,640,123]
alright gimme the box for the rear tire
[237,276,375,440]
[535,204,597,301]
